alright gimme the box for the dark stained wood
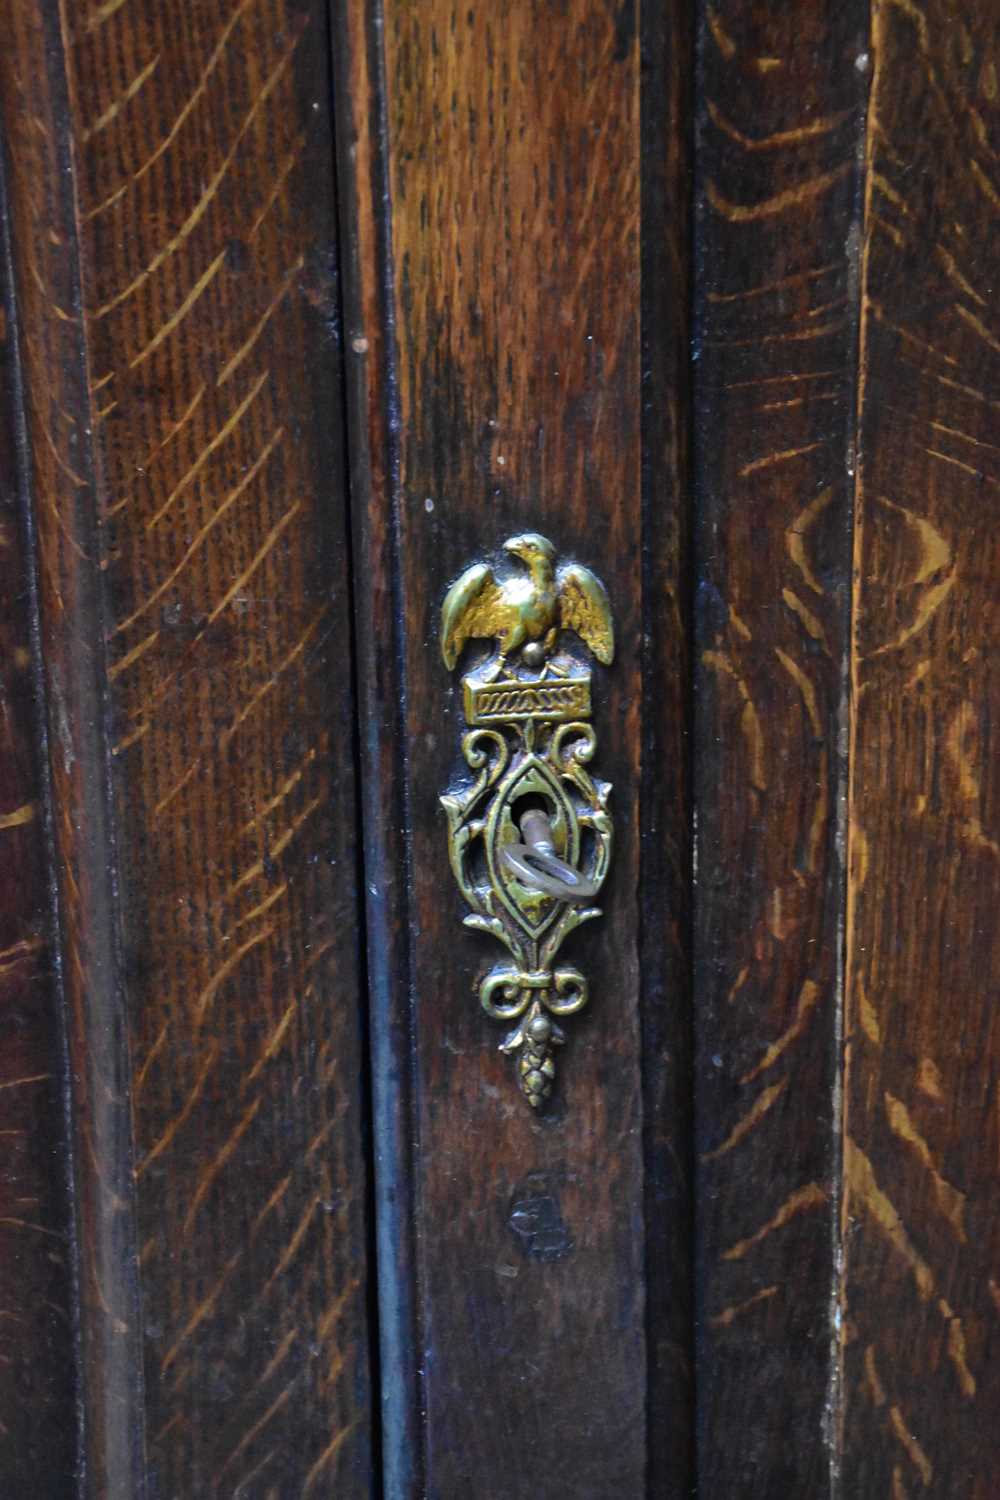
[691,2,867,1492]
[0,1,375,1494]
[331,5,425,1495]
[2,0,999,1493]
[640,0,696,1489]
[0,167,77,1495]
[842,2,1000,1492]
[338,0,694,1493]
[0,8,146,1487]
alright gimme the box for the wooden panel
[843,2,1000,1492]
[336,0,693,1493]
[691,3,867,1492]
[0,1,374,1493]
[0,172,77,1495]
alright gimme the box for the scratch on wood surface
[702,1079,788,1161]
[708,262,840,305]
[92,25,305,320]
[300,1417,361,1496]
[129,248,228,368]
[702,650,767,790]
[212,1384,294,1484]
[248,132,308,241]
[888,1405,933,1487]
[739,441,825,478]
[124,0,258,190]
[217,256,305,385]
[137,1041,221,1176]
[706,7,735,59]
[869,300,959,366]
[864,1344,887,1407]
[938,1301,976,1398]
[233,883,289,932]
[261,1197,320,1294]
[915,1057,943,1101]
[227,795,323,898]
[114,425,284,632]
[707,100,852,151]
[785,485,834,596]
[0,802,36,830]
[82,0,129,30]
[132,383,207,480]
[775,648,822,736]
[0,1071,50,1092]
[0,1217,64,1239]
[239,747,317,834]
[741,979,820,1083]
[930,418,1000,456]
[857,977,881,1045]
[709,1285,779,1329]
[160,1249,242,1373]
[232,1447,277,1497]
[132,1022,168,1097]
[144,369,269,529]
[182,1095,262,1237]
[108,628,160,679]
[0,937,44,976]
[250,1174,292,1239]
[969,158,1000,213]
[244,993,300,1086]
[722,1182,827,1261]
[944,702,1000,857]
[192,928,274,1026]
[934,245,988,307]
[782,587,828,647]
[82,52,159,140]
[251,1328,298,1393]
[883,1092,967,1242]
[707,163,851,223]
[844,1138,934,1300]
[217,606,329,753]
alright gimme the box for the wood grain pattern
[339,0,693,1493]
[843,2,1000,1492]
[0,170,77,1496]
[692,3,867,1491]
[0,1,375,1493]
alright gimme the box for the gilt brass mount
[440,533,614,1108]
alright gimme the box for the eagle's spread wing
[441,562,508,669]
[557,563,614,664]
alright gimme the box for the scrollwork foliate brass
[439,533,614,1108]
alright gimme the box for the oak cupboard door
[0,1,999,1497]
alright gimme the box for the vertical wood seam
[330,1,426,1492]
[0,134,84,1494]
[832,8,877,1493]
[838,3,878,1493]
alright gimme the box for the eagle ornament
[439,532,615,1111]
[440,532,614,678]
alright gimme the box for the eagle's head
[504,533,555,568]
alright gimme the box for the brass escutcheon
[439,532,614,1109]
